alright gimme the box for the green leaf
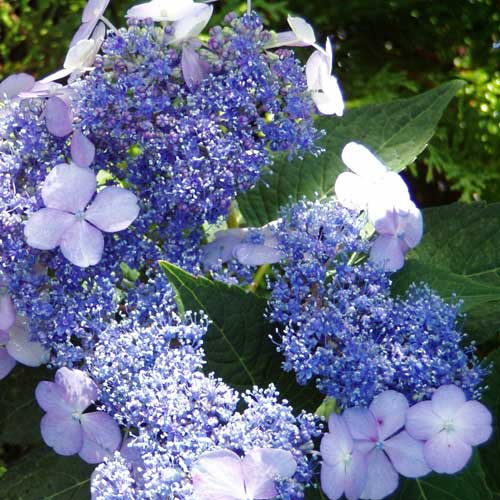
[0,366,48,447]
[392,202,500,343]
[159,261,322,412]
[237,80,464,227]
[480,348,500,495]
[391,453,494,500]
[0,446,93,500]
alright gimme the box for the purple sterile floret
[406,384,493,474]
[35,367,121,463]
[343,390,430,500]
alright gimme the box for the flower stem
[247,0,252,14]
[250,264,269,292]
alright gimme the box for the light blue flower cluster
[268,199,486,407]
[88,299,320,499]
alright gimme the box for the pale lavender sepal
[192,449,247,500]
[201,229,247,266]
[41,163,97,213]
[454,401,493,446]
[242,448,296,499]
[424,431,472,474]
[5,318,49,367]
[321,414,354,466]
[343,407,378,441]
[0,294,16,331]
[36,381,73,416]
[45,96,73,137]
[360,448,399,500]
[431,384,467,419]
[0,73,36,100]
[0,347,16,380]
[59,220,105,268]
[79,411,122,464]
[40,412,84,456]
[233,244,283,266]
[71,130,96,168]
[24,208,76,250]
[384,430,431,478]
[369,390,409,440]
[54,367,98,413]
[405,401,442,441]
[173,3,213,41]
[70,21,97,47]
[126,0,195,22]
[334,172,371,212]
[84,186,140,232]
[369,235,405,272]
[82,0,110,23]
[181,45,209,90]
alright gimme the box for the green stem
[227,202,240,229]
[250,264,270,292]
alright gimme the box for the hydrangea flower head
[320,413,367,500]
[35,367,121,463]
[25,163,139,267]
[406,384,492,474]
[192,447,297,500]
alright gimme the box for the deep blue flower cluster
[0,11,318,365]
[268,199,487,407]
[89,297,320,499]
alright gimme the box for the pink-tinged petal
[191,449,247,500]
[287,15,315,45]
[85,187,139,233]
[343,407,378,441]
[79,411,122,464]
[243,448,296,499]
[0,348,16,380]
[313,75,344,116]
[384,430,431,478]
[54,367,98,413]
[42,163,96,213]
[369,235,405,272]
[454,400,493,446]
[181,45,210,90]
[341,142,387,179]
[82,0,109,23]
[173,3,213,41]
[334,172,371,211]
[36,380,73,416]
[360,449,399,500]
[424,431,472,474]
[60,220,104,267]
[40,412,83,456]
[24,208,76,250]
[321,414,354,466]
[369,390,409,440]
[234,244,283,266]
[405,401,442,441]
[70,21,97,47]
[45,96,73,137]
[431,385,467,420]
[0,294,16,331]
[6,318,49,367]
[0,73,35,100]
[71,130,96,168]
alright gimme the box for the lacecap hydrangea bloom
[0,6,321,365]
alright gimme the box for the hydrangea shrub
[0,1,499,499]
